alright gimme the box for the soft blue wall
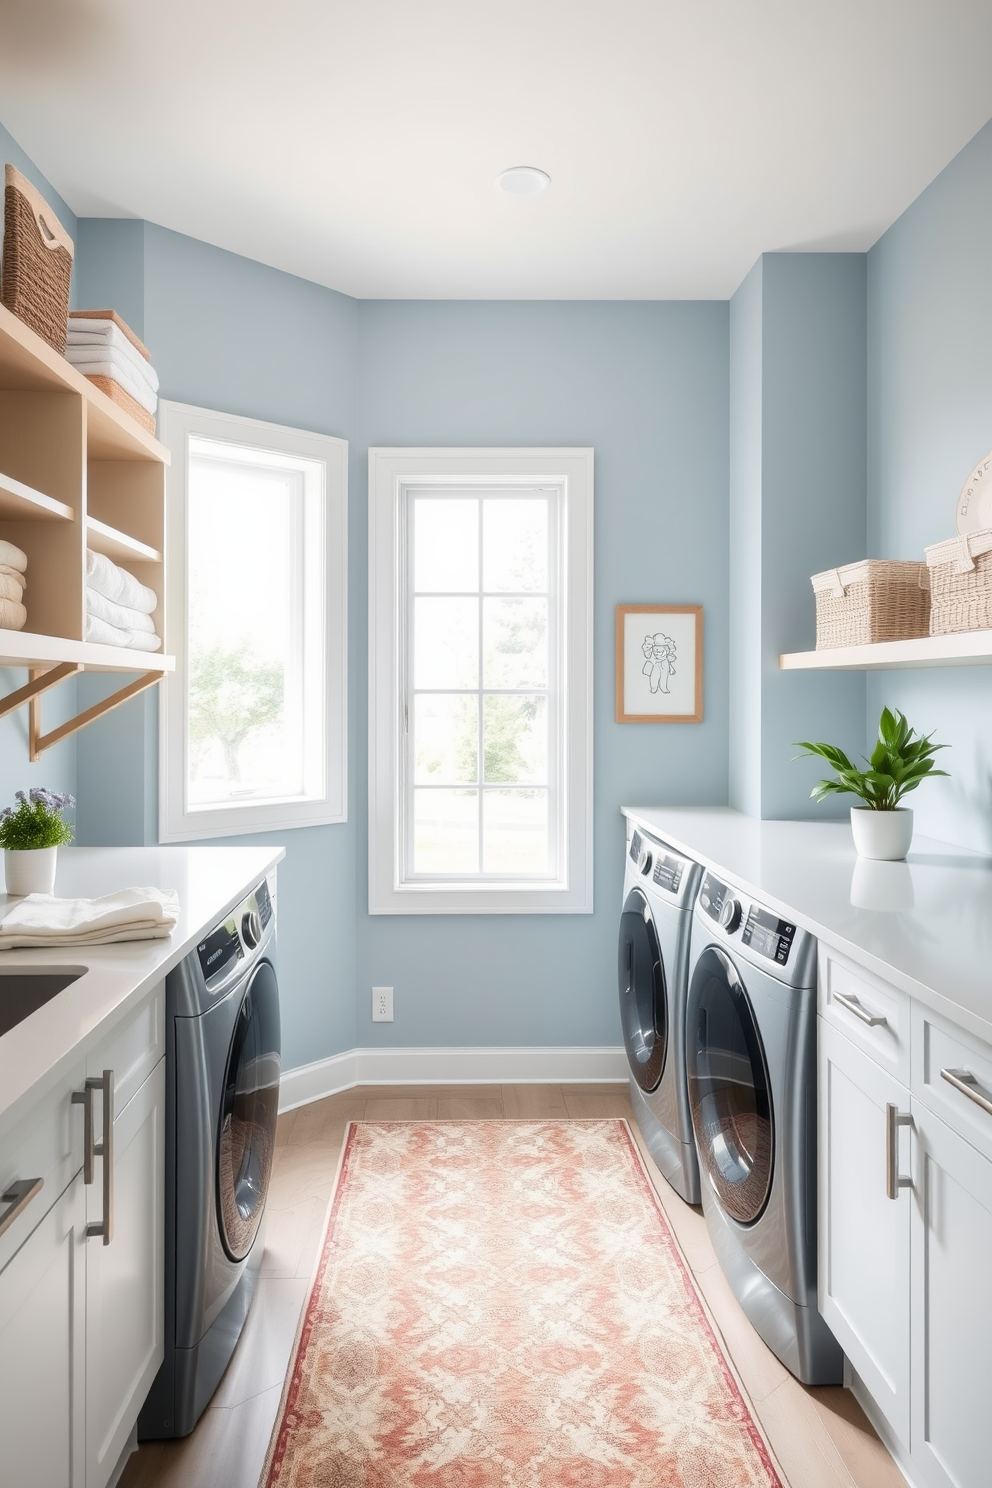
[729,254,868,819]
[867,119,992,852]
[354,300,729,1047]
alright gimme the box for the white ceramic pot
[850,807,914,862]
[4,846,58,896]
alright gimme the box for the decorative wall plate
[956,450,992,534]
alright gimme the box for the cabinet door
[0,1172,85,1488]
[912,1100,992,1488]
[818,1017,912,1445]
[85,1059,165,1488]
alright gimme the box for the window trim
[158,401,347,843]
[368,447,593,914]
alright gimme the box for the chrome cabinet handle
[0,1177,43,1239]
[885,1103,913,1200]
[84,1070,114,1245]
[941,1066,992,1118]
[834,990,887,1028]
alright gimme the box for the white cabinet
[0,984,165,1488]
[85,1059,165,1488]
[911,1099,992,1488]
[820,990,992,1488]
[818,1017,912,1444]
[0,1172,86,1487]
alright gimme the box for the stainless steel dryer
[139,877,280,1438]
[618,824,702,1203]
[685,870,842,1384]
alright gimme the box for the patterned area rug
[260,1120,785,1488]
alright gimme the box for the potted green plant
[794,707,948,861]
[0,788,75,895]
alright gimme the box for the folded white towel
[86,549,157,615]
[66,340,159,396]
[0,566,25,590]
[85,612,162,651]
[66,352,158,414]
[0,540,27,573]
[0,887,180,948]
[0,573,24,604]
[86,585,157,635]
[66,318,152,366]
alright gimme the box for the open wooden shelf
[86,517,161,565]
[780,630,992,671]
[0,471,74,522]
[0,629,173,675]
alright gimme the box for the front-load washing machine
[685,869,842,1384]
[618,823,702,1204]
[139,876,281,1438]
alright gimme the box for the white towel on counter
[86,584,157,635]
[85,612,162,651]
[0,540,27,573]
[86,548,157,615]
[66,352,158,415]
[0,887,180,948]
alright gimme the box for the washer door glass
[687,946,773,1225]
[217,959,281,1261]
[618,887,667,1092]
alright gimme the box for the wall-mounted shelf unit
[780,631,992,671]
[0,301,173,756]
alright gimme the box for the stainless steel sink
[0,971,83,1038]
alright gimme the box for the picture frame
[615,605,703,723]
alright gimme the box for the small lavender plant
[0,788,75,850]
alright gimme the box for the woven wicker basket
[84,374,156,435]
[1,165,73,353]
[811,560,930,649]
[925,529,992,635]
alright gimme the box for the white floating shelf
[0,628,173,675]
[86,516,161,564]
[0,471,74,522]
[780,631,992,671]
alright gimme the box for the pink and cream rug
[260,1120,785,1488]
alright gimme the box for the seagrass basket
[1,164,74,353]
[925,529,992,635]
[811,560,930,649]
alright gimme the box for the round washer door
[217,958,281,1262]
[687,945,774,1225]
[618,887,667,1092]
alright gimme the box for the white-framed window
[158,401,347,842]
[369,448,593,914]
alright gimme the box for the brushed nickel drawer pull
[834,990,887,1028]
[72,1081,95,1183]
[85,1069,114,1245]
[885,1103,913,1200]
[0,1177,43,1239]
[941,1066,992,1118]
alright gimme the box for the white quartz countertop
[0,844,284,1133]
[623,806,992,1046]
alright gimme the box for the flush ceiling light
[497,166,551,196]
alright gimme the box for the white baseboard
[279,1045,629,1112]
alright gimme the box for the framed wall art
[615,604,703,723]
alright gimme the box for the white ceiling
[2,0,992,300]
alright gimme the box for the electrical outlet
[372,986,394,1022]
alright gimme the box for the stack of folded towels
[64,310,159,435]
[0,539,27,631]
[86,548,161,651]
[0,887,180,949]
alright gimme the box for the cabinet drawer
[86,980,164,1114]
[818,947,910,1083]
[0,1058,85,1273]
[913,1005,992,1164]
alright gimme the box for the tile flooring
[120,1084,907,1488]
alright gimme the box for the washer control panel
[699,872,729,922]
[742,904,796,967]
[629,829,687,898]
[197,879,274,989]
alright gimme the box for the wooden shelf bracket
[26,666,163,761]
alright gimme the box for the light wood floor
[121,1084,907,1488]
